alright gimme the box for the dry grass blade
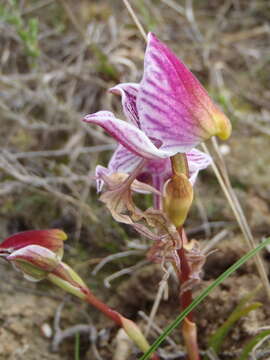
[122,0,147,41]
[202,141,270,300]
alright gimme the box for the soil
[1,234,269,360]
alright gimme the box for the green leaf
[208,285,262,354]
[90,44,119,80]
[238,329,270,360]
[75,332,80,360]
[139,237,270,360]
[208,303,261,355]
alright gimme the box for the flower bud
[0,229,67,259]
[7,244,60,281]
[120,316,150,353]
[163,174,193,228]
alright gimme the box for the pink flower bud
[7,244,60,281]
[0,229,67,259]
[0,229,67,281]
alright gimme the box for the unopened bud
[120,316,150,353]
[47,262,88,300]
[163,174,193,227]
[7,245,60,281]
[0,229,67,259]
[182,317,199,358]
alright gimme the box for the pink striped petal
[108,145,141,173]
[95,144,211,193]
[137,33,231,154]
[143,149,211,186]
[83,111,171,160]
[187,149,212,185]
[109,83,140,127]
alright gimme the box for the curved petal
[83,111,171,160]
[108,145,142,174]
[137,33,231,154]
[109,83,141,127]
[143,149,211,186]
[187,149,212,185]
[95,165,110,192]
[7,244,60,281]
[95,147,211,192]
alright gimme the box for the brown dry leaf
[99,173,160,224]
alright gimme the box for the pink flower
[83,33,230,182]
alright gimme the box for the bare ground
[0,0,270,359]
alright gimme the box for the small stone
[41,323,52,338]
[219,144,230,155]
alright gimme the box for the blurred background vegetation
[0,0,270,359]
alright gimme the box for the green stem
[170,153,189,177]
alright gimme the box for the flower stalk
[83,27,231,359]
[49,268,160,359]
[168,153,201,360]
[177,231,200,360]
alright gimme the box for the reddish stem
[84,290,122,326]
[178,246,193,322]
[83,289,160,360]
[177,227,200,360]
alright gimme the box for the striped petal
[137,33,231,154]
[108,145,142,173]
[83,111,171,160]
[187,149,212,185]
[95,144,211,192]
[143,149,211,186]
[109,83,140,127]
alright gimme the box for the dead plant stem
[202,140,270,300]
[122,0,147,41]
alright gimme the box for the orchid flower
[83,33,231,194]
[82,33,232,360]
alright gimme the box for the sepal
[7,244,60,281]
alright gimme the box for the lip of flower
[95,146,211,193]
[83,32,231,163]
